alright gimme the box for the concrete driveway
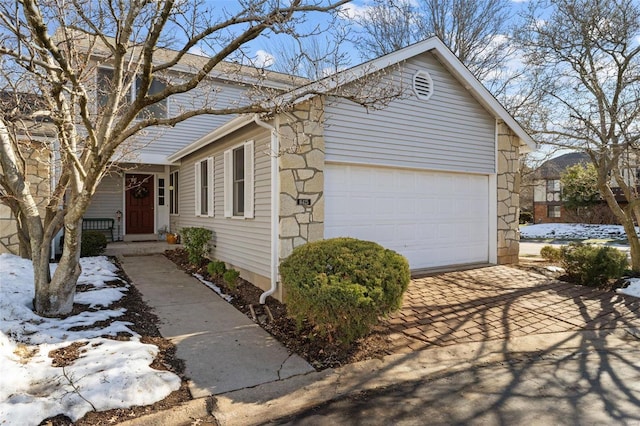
[380,265,640,355]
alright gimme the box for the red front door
[125,174,155,234]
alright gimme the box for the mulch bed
[164,248,394,370]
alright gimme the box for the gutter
[252,114,280,305]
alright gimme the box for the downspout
[253,114,280,304]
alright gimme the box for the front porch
[105,240,182,257]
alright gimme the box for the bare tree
[351,0,514,86]
[515,0,640,269]
[0,0,403,317]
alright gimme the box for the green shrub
[280,237,410,346]
[540,245,562,262]
[81,230,108,257]
[223,269,240,289]
[207,260,227,278]
[181,227,212,265]
[560,243,628,287]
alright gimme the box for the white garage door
[324,164,490,270]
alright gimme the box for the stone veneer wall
[497,122,521,264]
[0,140,51,255]
[278,97,325,261]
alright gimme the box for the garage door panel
[325,164,490,270]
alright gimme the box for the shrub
[207,260,227,278]
[560,243,628,287]
[540,245,562,262]
[280,237,410,346]
[181,227,212,265]
[223,269,240,289]
[81,230,108,257]
[519,211,533,224]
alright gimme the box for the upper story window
[546,179,561,202]
[96,67,167,118]
[224,141,254,219]
[169,171,179,215]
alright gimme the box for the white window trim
[169,170,179,216]
[224,140,254,219]
[195,157,214,217]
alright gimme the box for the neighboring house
[532,152,590,223]
[165,37,535,302]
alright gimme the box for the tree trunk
[33,218,82,317]
[599,184,640,271]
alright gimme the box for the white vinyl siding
[324,53,496,174]
[175,126,269,279]
[195,157,214,217]
[224,140,254,219]
[85,173,124,223]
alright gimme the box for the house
[1,36,534,302]
[532,152,590,223]
[163,37,535,302]
[533,151,640,224]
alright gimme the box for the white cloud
[253,49,275,68]
[338,2,371,20]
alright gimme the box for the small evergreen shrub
[280,237,410,346]
[560,243,628,287]
[181,227,212,265]
[207,260,227,278]
[81,230,108,257]
[223,269,240,289]
[540,245,562,262]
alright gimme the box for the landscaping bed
[164,248,394,370]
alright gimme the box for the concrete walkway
[118,254,314,398]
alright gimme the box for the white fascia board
[166,114,256,162]
[132,152,177,165]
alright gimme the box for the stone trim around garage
[497,122,521,264]
[278,98,325,262]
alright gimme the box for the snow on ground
[618,279,640,298]
[0,254,181,425]
[520,223,635,241]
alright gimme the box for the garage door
[324,164,490,270]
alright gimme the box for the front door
[125,174,155,234]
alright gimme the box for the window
[548,205,561,218]
[224,141,254,219]
[546,179,561,202]
[158,178,165,206]
[169,171,179,215]
[195,158,214,217]
[96,67,167,118]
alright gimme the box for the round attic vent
[413,70,434,101]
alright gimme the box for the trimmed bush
[81,230,108,257]
[181,227,212,265]
[540,245,562,263]
[223,269,240,289]
[280,237,410,346]
[560,243,628,287]
[207,260,227,278]
[519,211,533,224]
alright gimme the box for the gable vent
[413,70,434,101]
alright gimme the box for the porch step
[105,241,182,257]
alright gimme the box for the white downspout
[253,114,280,304]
